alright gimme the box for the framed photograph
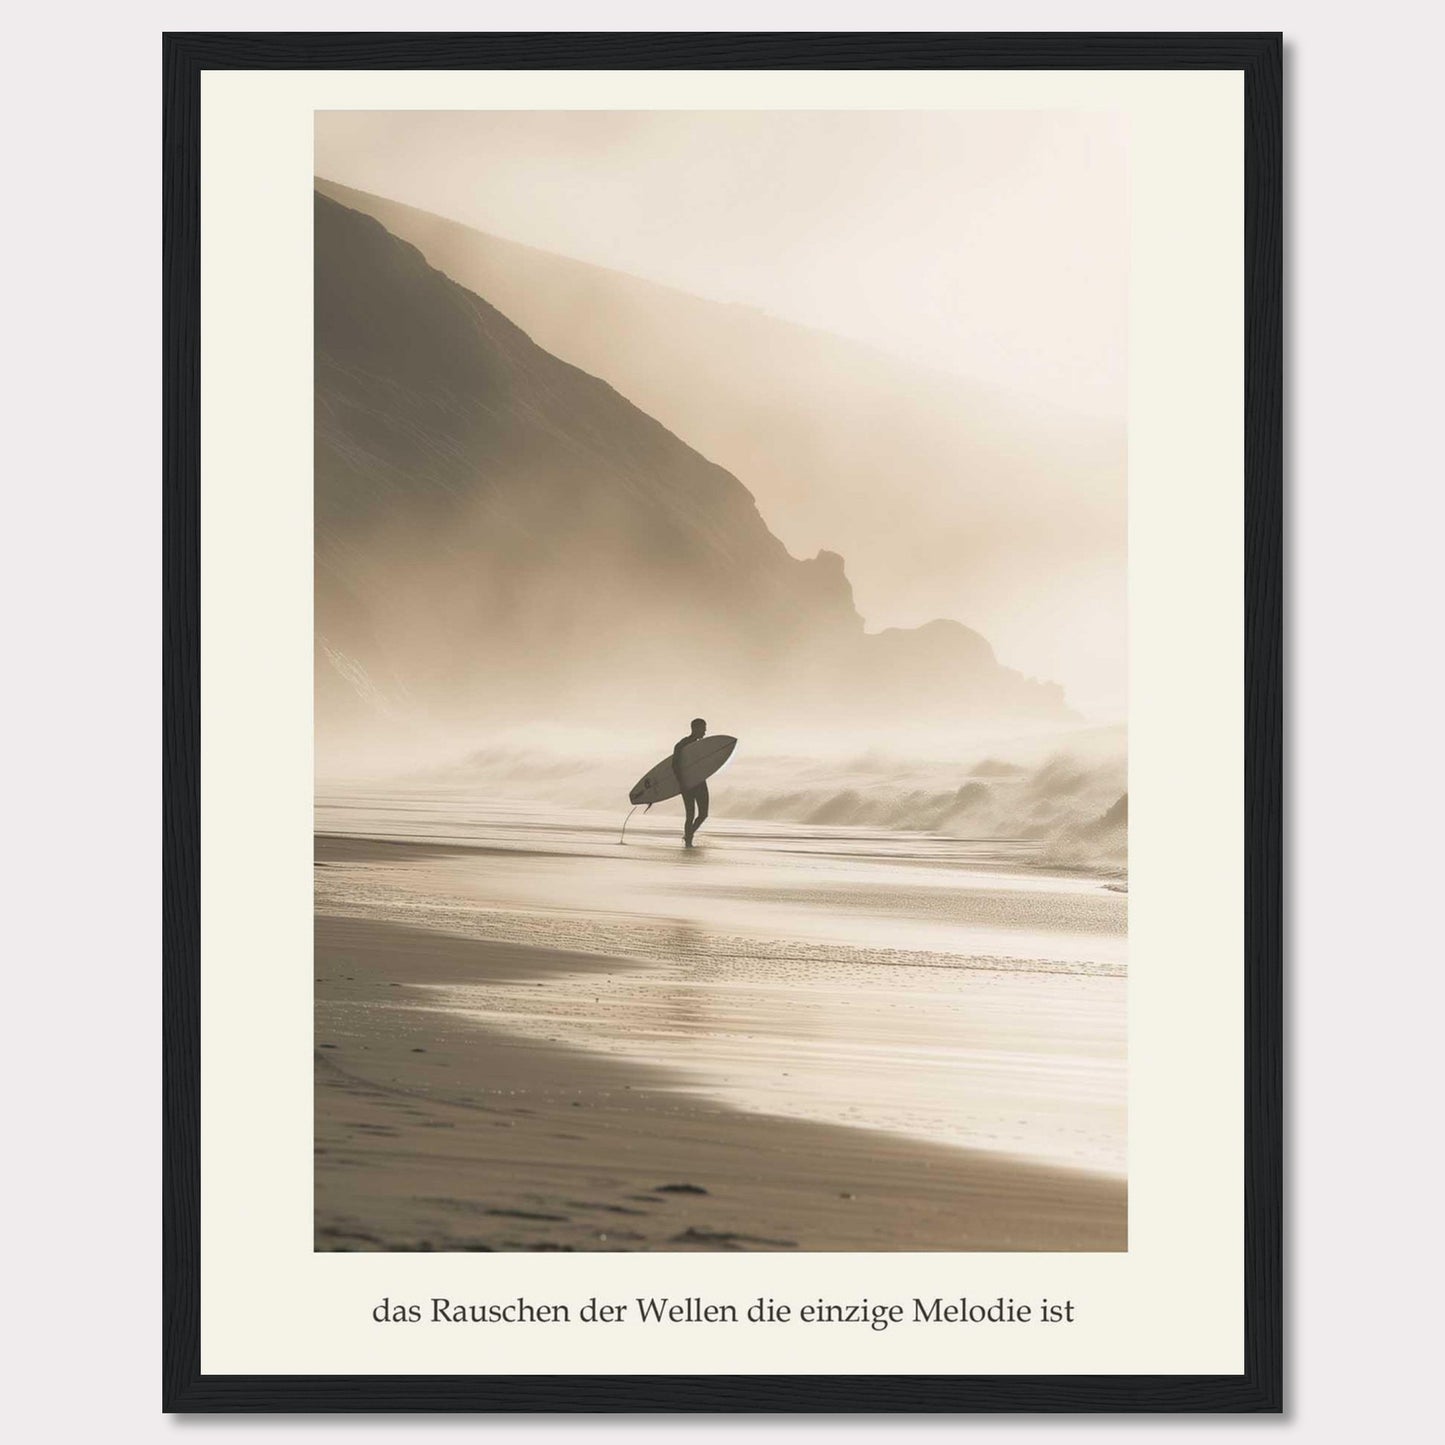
[163,30,1281,1411]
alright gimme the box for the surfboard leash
[618,803,649,845]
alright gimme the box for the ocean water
[316,787,1127,1175]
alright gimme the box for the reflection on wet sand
[316,790,1125,1176]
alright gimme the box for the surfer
[673,718,710,847]
[623,725,733,846]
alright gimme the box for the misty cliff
[315,192,1068,745]
[314,178,1124,692]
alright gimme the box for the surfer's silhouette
[673,718,710,848]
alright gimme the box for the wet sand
[315,799,1126,1252]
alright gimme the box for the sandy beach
[315,790,1126,1252]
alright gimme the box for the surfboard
[629,736,737,806]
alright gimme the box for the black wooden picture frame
[162,29,1282,1413]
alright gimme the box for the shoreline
[316,906,1126,1252]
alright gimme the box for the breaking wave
[423,732,1128,875]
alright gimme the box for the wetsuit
[672,734,710,845]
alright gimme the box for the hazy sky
[315,110,1127,716]
[316,110,1126,422]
